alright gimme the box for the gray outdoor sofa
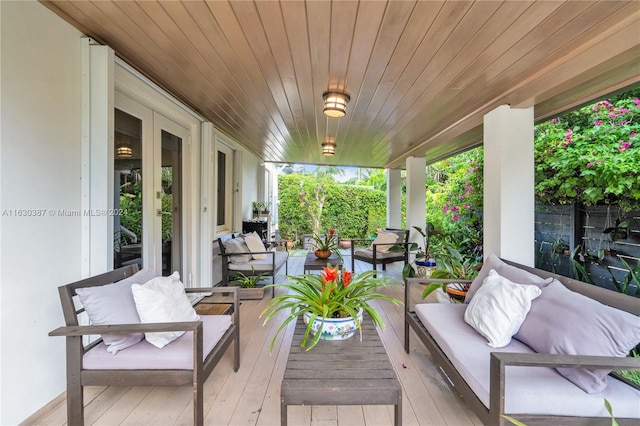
[405,254,640,425]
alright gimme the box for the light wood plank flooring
[26,252,481,426]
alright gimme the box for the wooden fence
[535,204,640,294]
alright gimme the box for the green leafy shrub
[535,90,640,211]
[278,174,386,240]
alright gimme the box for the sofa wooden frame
[404,259,640,426]
[217,233,288,296]
[49,264,240,426]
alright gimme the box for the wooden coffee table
[280,314,402,425]
[303,252,343,273]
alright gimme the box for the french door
[113,92,187,276]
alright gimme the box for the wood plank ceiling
[42,0,640,168]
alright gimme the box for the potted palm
[421,245,481,303]
[260,265,402,351]
[233,268,268,300]
[401,222,442,279]
[412,222,441,277]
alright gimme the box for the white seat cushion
[227,250,288,272]
[415,303,640,418]
[83,315,232,370]
[354,249,402,259]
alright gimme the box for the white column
[200,122,215,286]
[483,105,534,266]
[81,39,115,276]
[386,168,402,228]
[406,157,426,254]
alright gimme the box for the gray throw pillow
[224,237,252,264]
[464,253,552,303]
[76,268,156,354]
[514,279,640,393]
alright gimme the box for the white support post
[483,105,535,266]
[386,168,402,229]
[406,157,426,257]
[81,39,114,276]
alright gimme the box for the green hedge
[278,174,386,241]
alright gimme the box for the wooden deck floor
[27,253,482,426]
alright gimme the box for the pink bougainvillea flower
[619,141,631,152]
[551,118,558,124]
[633,98,640,107]
[587,162,594,167]
[593,120,603,126]
[631,131,637,137]
[452,214,460,221]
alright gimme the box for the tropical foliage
[535,89,640,211]
[278,172,387,241]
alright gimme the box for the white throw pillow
[464,269,542,348]
[369,231,399,253]
[131,272,200,348]
[244,231,267,260]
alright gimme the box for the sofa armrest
[49,320,202,337]
[404,277,473,311]
[489,351,640,419]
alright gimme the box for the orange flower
[328,228,336,237]
[321,266,339,283]
[342,270,352,287]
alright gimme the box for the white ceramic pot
[303,308,364,341]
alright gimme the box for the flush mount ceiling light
[116,145,133,158]
[322,137,336,156]
[323,91,350,118]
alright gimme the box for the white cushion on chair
[244,231,267,260]
[83,315,232,370]
[224,237,253,264]
[131,272,200,348]
[368,231,399,253]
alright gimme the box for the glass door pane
[161,130,182,276]
[217,151,226,227]
[114,109,143,270]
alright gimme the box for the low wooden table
[303,252,343,273]
[280,315,402,425]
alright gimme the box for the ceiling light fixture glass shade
[323,91,350,118]
[116,145,133,158]
[322,138,336,156]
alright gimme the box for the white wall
[240,147,261,222]
[0,1,84,423]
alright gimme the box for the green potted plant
[413,222,442,276]
[311,228,341,259]
[233,267,268,300]
[261,265,402,351]
[421,245,481,303]
[400,222,442,279]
